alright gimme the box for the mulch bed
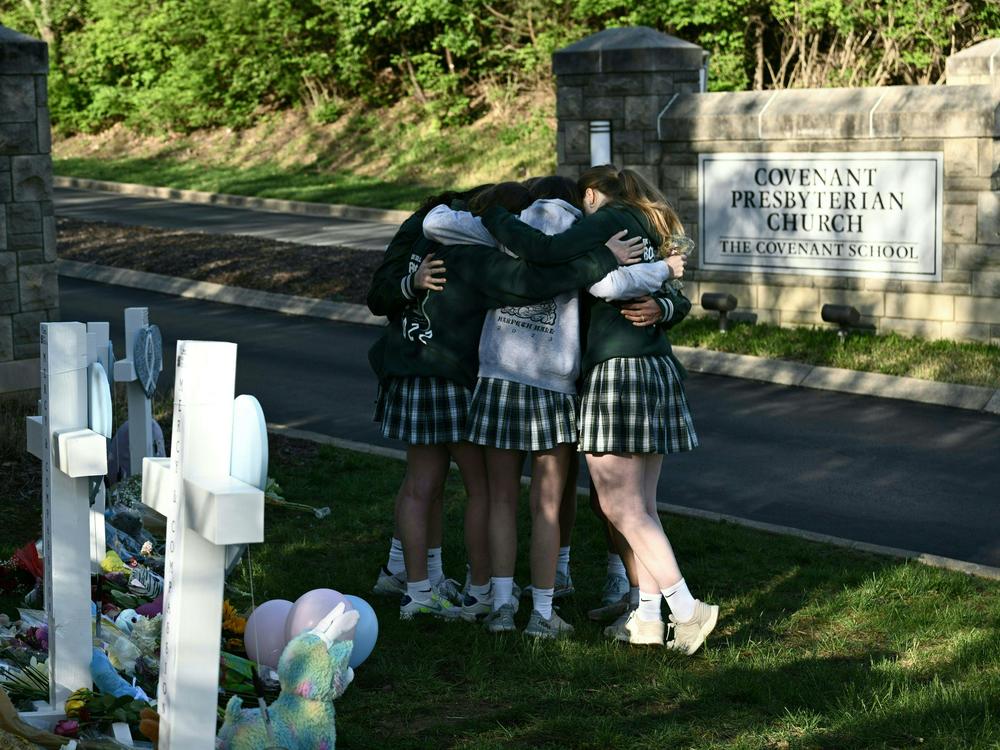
[57,217,382,304]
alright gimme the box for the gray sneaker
[602,606,635,641]
[522,570,573,600]
[601,573,630,607]
[484,603,517,633]
[524,609,574,639]
[433,577,462,604]
[399,591,461,621]
[588,595,629,622]
[665,601,719,655]
[373,566,406,596]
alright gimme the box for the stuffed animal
[216,603,360,750]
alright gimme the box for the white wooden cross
[23,322,110,727]
[85,321,112,572]
[113,307,160,477]
[141,341,266,750]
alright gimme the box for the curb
[267,424,1000,581]
[54,175,411,225]
[61,259,1000,415]
[58,259,385,327]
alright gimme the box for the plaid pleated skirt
[376,376,472,445]
[579,356,698,455]
[466,377,578,451]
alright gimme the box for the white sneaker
[433,577,462,604]
[607,609,663,645]
[399,591,461,621]
[484,603,517,633]
[461,590,493,622]
[524,609,574,639]
[373,566,406,596]
[665,601,719,655]
[523,570,574,600]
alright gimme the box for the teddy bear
[216,602,360,750]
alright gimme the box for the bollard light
[821,303,860,343]
[701,292,738,332]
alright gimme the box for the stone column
[552,26,707,183]
[0,24,56,393]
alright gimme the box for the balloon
[343,595,378,669]
[245,599,293,668]
[285,589,354,643]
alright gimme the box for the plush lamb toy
[216,602,360,750]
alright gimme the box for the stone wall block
[34,75,47,107]
[615,129,644,154]
[900,280,972,295]
[642,73,675,95]
[17,249,43,265]
[955,295,1000,324]
[978,192,1000,245]
[0,316,12,361]
[643,140,662,165]
[879,317,943,339]
[0,122,37,155]
[7,202,41,235]
[563,121,589,155]
[36,107,50,154]
[978,138,996,178]
[941,321,991,341]
[17,264,57,312]
[41,215,57,262]
[0,252,15,283]
[11,155,52,202]
[885,292,954,321]
[943,138,978,177]
[624,95,663,130]
[583,74,644,97]
[584,96,624,120]
[0,77,36,123]
[556,86,583,119]
[972,270,1000,297]
[955,244,1000,270]
[0,209,5,251]
[0,282,18,314]
[943,204,977,243]
[695,282,758,309]
[757,285,821,311]
[821,289,885,317]
[9,233,42,250]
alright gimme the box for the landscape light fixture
[821,303,861,343]
[590,120,611,166]
[701,292,738,332]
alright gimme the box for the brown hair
[469,181,532,215]
[577,165,684,256]
[527,175,582,210]
[419,183,494,214]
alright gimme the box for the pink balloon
[285,589,355,643]
[245,599,293,669]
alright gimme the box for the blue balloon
[343,595,378,669]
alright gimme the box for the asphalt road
[55,187,400,251]
[59,276,1000,568]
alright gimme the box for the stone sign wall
[555,28,1000,344]
[1,25,57,393]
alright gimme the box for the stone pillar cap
[0,24,48,74]
[553,26,705,76]
[946,38,1000,81]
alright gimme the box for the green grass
[223,442,999,749]
[672,316,1000,388]
[55,156,436,211]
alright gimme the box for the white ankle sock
[426,547,444,586]
[557,547,571,577]
[638,591,662,622]
[628,585,640,608]
[387,537,405,576]
[532,587,554,620]
[491,577,514,611]
[662,578,696,623]
[470,581,491,598]
[607,553,627,578]
[407,578,432,604]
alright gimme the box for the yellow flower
[65,688,92,717]
[222,600,246,636]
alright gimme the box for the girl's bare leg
[398,444,451,583]
[529,444,573,591]
[484,447,525,581]
[449,442,492,587]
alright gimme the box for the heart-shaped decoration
[133,324,163,400]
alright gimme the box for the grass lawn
[671,316,1000,389]
[2,388,998,748]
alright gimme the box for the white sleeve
[422,205,498,247]
[587,261,672,301]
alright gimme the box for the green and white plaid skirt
[466,377,578,451]
[376,375,472,445]
[579,356,698,455]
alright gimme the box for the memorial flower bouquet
[667,234,696,291]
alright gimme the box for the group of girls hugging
[365,165,718,653]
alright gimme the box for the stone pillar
[0,25,56,393]
[553,26,707,183]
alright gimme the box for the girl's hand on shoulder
[619,296,663,327]
[605,230,644,265]
[414,253,446,292]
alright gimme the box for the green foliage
[1,0,998,132]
